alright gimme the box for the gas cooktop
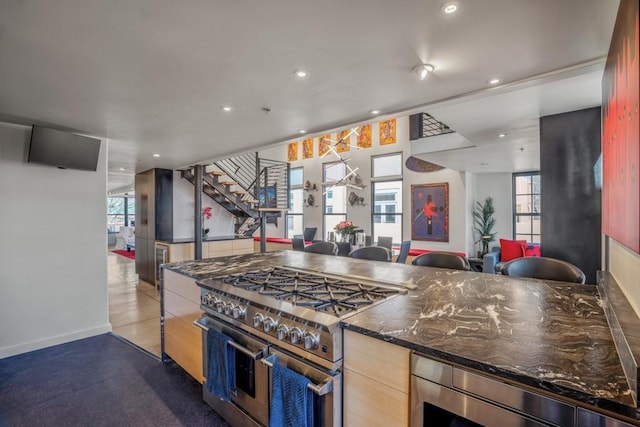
[217,266,402,317]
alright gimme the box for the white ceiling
[0,0,620,193]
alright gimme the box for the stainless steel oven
[195,266,404,427]
[411,354,574,427]
[195,315,270,427]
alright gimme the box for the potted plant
[473,197,496,257]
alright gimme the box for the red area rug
[112,249,135,260]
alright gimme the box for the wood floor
[108,250,161,357]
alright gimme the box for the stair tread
[221,181,237,186]
[208,171,225,176]
[232,190,248,195]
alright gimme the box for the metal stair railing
[214,153,257,194]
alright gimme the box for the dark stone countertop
[156,235,251,244]
[162,251,638,420]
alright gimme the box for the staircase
[181,153,289,237]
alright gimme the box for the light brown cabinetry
[343,329,411,427]
[162,268,203,383]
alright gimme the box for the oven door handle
[193,319,266,361]
[261,358,333,396]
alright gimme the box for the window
[513,172,541,243]
[107,196,135,232]
[323,162,347,239]
[286,168,304,238]
[371,153,403,244]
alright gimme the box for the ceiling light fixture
[119,167,125,171]
[153,153,160,158]
[221,106,233,112]
[298,129,307,134]
[369,109,380,115]
[487,78,501,85]
[412,64,435,80]
[294,70,309,78]
[498,133,507,138]
[442,2,458,14]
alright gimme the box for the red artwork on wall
[602,0,640,253]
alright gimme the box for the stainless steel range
[194,266,405,427]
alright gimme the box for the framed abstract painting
[379,119,397,145]
[336,129,351,153]
[318,134,331,157]
[287,142,298,162]
[411,183,449,242]
[357,123,372,148]
[302,138,314,159]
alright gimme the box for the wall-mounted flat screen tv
[28,125,101,171]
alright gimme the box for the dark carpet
[0,334,230,427]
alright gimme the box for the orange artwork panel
[302,138,314,159]
[336,129,351,153]
[357,124,372,148]
[379,119,397,145]
[318,134,332,157]
[287,142,298,162]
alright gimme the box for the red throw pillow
[525,244,541,257]
[500,239,526,262]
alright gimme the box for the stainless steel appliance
[195,266,405,427]
[411,354,574,427]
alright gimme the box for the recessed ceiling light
[153,153,160,158]
[412,64,435,80]
[294,70,309,78]
[488,78,501,85]
[298,129,307,134]
[221,106,233,112]
[119,167,125,171]
[442,2,458,14]
[498,133,507,138]
[370,109,380,115]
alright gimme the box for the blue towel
[205,327,236,402]
[268,354,314,427]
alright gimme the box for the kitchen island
[162,251,639,426]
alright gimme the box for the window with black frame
[513,172,541,243]
[371,153,403,244]
[107,196,135,232]
[323,161,347,240]
[286,167,304,238]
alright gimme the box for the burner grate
[220,267,400,316]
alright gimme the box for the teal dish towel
[268,354,314,427]
[205,327,236,402]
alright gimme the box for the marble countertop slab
[162,251,637,419]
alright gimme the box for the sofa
[483,240,541,273]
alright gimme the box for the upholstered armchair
[483,241,541,273]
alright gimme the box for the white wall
[172,171,234,239]
[259,115,475,254]
[0,122,111,358]
[475,173,513,251]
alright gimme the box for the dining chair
[303,241,338,256]
[377,236,393,251]
[291,235,305,252]
[303,227,317,242]
[500,256,586,284]
[348,246,392,262]
[336,242,352,257]
[395,241,411,264]
[412,251,471,271]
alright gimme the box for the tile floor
[108,249,161,357]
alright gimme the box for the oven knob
[215,300,224,313]
[303,332,320,350]
[289,327,304,344]
[263,317,278,333]
[253,313,264,328]
[210,296,222,308]
[276,324,290,341]
[231,305,246,319]
[224,303,235,315]
[201,294,212,305]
